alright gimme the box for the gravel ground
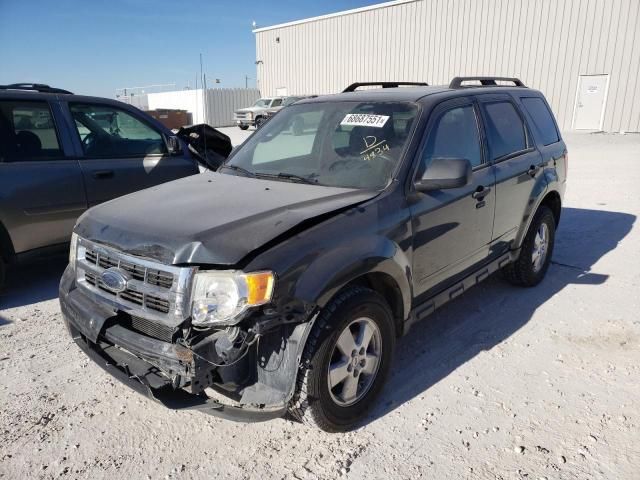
[1,130,639,479]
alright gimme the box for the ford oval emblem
[101,267,128,292]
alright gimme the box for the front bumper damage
[59,265,312,422]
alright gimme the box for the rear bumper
[58,266,286,422]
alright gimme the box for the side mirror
[414,157,472,192]
[166,135,181,155]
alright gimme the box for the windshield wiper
[219,164,256,177]
[256,172,319,185]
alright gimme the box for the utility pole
[245,75,250,89]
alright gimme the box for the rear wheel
[288,286,395,432]
[503,205,556,287]
[254,116,264,128]
[239,124,249,130]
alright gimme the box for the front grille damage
[66,237,315,418]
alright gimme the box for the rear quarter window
[521,97,559,146]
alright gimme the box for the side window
[0,100,63,162]
[271,98,283,107]
[70,103,166,158]
[482,101,527,160]
[521,97,559,146]
[421,105,482,173]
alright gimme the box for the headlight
[69,233,78,268]
[191,270,274,327]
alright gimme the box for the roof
[0,89,140,107]
[252,0,420,33]
[297,84,542,104]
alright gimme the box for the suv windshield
[224,101,419,189]
[253,98,272,108]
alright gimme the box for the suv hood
[75,173,378,266]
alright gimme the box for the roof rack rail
[449,77,526,89]
[343,81,428,92]
[0,83,74,95]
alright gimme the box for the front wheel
[288,286,395,432]
[502,205,556,287]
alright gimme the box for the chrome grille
[75,238,195,326]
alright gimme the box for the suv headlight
[69,233,78,268]
[191,271,274,327]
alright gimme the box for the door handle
[527,165,541,177]
[471,186,491,200]
[92,170,114,179]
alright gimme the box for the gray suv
[0,83,231,289]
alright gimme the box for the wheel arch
[514,188,562,249]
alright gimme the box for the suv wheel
[288,286,395,432]
[503,205,556,287]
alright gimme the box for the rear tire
[239,125,249,130]
[254,116,264,128]
[288,286,395,432]
[502,205,556,287]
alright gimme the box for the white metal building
[254,0,640,132]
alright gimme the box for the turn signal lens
[246,271,275,305]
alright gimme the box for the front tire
[288,286,395,432]
[503,205,556,287]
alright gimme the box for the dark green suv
[60,77,567,431]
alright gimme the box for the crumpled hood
[75,172,378,266]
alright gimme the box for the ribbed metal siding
[255,0,640,132]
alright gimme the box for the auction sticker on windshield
[340,114,390,128]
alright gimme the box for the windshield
[224,101,419,189]
[253,98,272,108]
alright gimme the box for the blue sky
[0,0,379,97]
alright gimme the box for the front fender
[294,235,412,321]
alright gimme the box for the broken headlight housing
[190,271,274,327]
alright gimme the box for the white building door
[573,74,609,130]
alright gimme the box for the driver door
[66,102,197,207]
[409,98,496,296]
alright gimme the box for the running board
[404,250,518,334]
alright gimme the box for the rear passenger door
[409,98,496,295]
[0,98,87,254]
[67,102,197,207]
[476,94,543,246]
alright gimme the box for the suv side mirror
[414,157,472,192]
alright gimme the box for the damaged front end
[59,236,316,422]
